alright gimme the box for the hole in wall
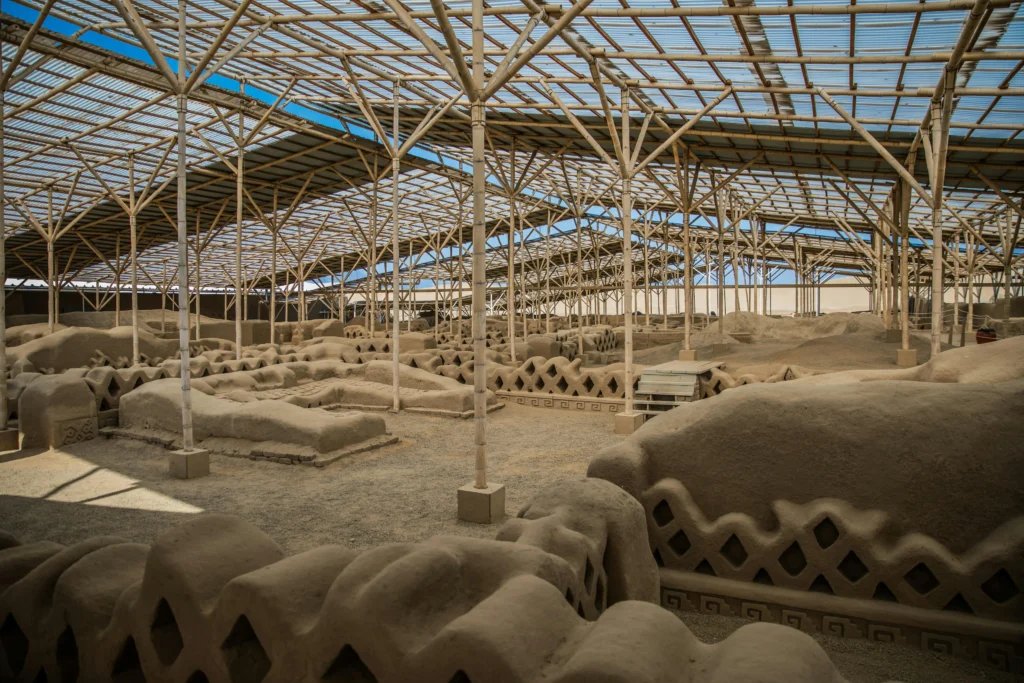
[149,599,184,667]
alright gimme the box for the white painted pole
[176,0,195,451]
[235,85,245,359]
[392,79,401,412]
[471,0,488,488]
[621,87,634,415]
[129,153,140,365]
[0,89,8,432]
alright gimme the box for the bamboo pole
[129,153,140,365]
[176,0,195,451]
[577,196,584,355]
[966,232,975,336]
[47,187,55,333]
[621,86,635,416]
[662,220,669,330]
[235,88,245,359]
[899,180,911,351]
[0,88,8,434]
[678,146,692,350]
[508,143,517,362]
[545,209,552,334]
[471,0,488,489]
[930,70,954,356]
[392,79,401,412]
[270,192,277,344]
[714,186,725,329]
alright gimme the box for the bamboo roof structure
[2,0,1022,307]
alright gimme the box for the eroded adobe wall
[0,479,859,683]
[589,343,1024,673]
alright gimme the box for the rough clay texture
[118,379,389,463]
[718,311,885,343]
[793,335,1024,386]
[589,341,1024,672]
[0,479,856,683]
[17,374,98,449]
[9,326,179,374]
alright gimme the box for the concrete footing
[170,448,210,479]
[897,348,919,368]
[457,481,506,524]
[678,349,696,361]
[0,428,19,451]
[614,412,645,435]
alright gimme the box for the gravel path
[0,403,622,554]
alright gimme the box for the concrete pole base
[170,448,210,479]
[897,348,919,368]
[614,412,645,435]
[457,482,506,524]
[678,349,696,361]
[0,428,19,451]
[885,328,902,343]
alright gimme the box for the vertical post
[966,232,974,336]
[176,0,195,451]
[470,0,488,489]
[235,85,245,359]
[129,153,140,365]
[508,142,517,363]
[0,88,9,436]
[621,86,635,418]
[714,186,725,330]
[752,216,760,315]
[950,235,959,345]
[194,213,201,339]
[677,144,693,351]
[545,209,552,334]
[161,261,167,334]
[929,73,952,357]
[661,220,669,330]
[47,188,55,333]
[576,200,584,356]
[432,236,439,338]
[370,168,378,334]
[341,255,347,325]
[730,192,740,314]
[114,232,120,327]
[270,199,277,343]
[898,180,911,351]
[391,79,401,412]
[643,211,651,326]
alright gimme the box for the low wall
[588,342,1024,674]
[0,479,861,683]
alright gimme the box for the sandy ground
[0,404,615,553]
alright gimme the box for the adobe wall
[0,479,859,683]
[588,339,1024,673]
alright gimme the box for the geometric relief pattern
[661,584,1024,673]
[72,336,635,417]
[52,417,98,447]
[644,478,1024,626]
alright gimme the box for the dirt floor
[0,404,615,553]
